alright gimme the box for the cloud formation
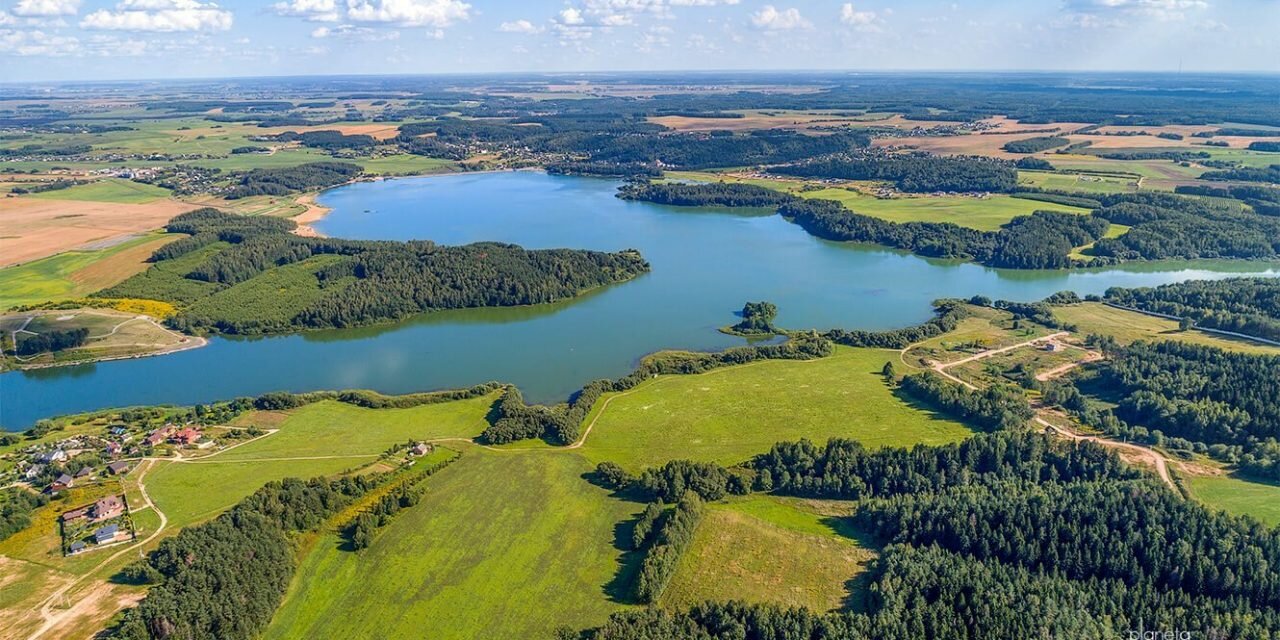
[750,5,810,30]
[344,0,470,28]
[12,0,80,17]
[81,0,233,31]
[273,0,339,22]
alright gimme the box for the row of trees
[14,327,89,356]
[1001,136,1069,154]
[631,494,704,603]
[897,372,1036,432]
[616,182,796,207]
[345,454,456,550]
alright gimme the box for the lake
[3,171,1277,428]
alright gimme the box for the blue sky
[1,0,1277,81]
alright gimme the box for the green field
[578,346,975,471]
[1185,474,1280,526]
[1017,170,1139,194]
[179,255,356,330]
[661,495,872,612]
[99,241,229,305]
[146,394,498,528]
[0,233,178,309]
[29,178,171,204]
[263,450,638,640]
[357,154,457,175]
[1053,302,1280,355]
[798,188,1089,232]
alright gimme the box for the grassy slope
[1053,302,1280,355]
[578,346,974,471]
[661,495,873,612]
[147,394,497,528]
[29,179,171,204]
[0,233,178,310]
[1185,474,1280,527]
[263,450,638,640]
[179,254,355,328]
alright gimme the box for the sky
[1,0,1278,82]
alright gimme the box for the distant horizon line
[5,68,1280,88]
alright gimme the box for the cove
[3,171,1278,429]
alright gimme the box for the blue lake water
[3,171,1277,428]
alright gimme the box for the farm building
[410,442,434,457]
[170,427,201,445]
[73,466,93,480]
[50,474,74,491]
[106,461,131,475]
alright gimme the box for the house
[93,495,125,521]
[170,427,201,446]
[68,541,87,555]
[106,461,131,475]
[61,507,91,523]
[110,426,128,436]
[50,473,74,491]
[104,442,122,456]
[24,464,45,480]
[94,524,120,544]
[144,428,172,447]
[38,450,67,464]
[409,442,434,457]
[73,466,93,480]
[1043,342,1063,352]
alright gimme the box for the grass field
[263,450,638,640]
[147,394,498,528]
[357,155,457,175]
[1185,474,1280,526]
[798,188,1089,231]
[0,233,178,310]
[179,255,355,329]
[578,346,975,471]
[1053,302,1280,355]
[1017,170,1139,194]
[29,179,171,204]
[661,495,872,612]
[3,307,191,367]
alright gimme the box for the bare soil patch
[0,197,196,267]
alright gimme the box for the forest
[773,153,1018,193]
[223,162,362,199]
[616,181,796,207]
[98,209,650,334]
[1001,136,1069,154]
[572,433,1280,639]
[14,327,89,356]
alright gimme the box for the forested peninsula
[98,208,649,335]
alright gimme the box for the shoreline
[3,334,209,372]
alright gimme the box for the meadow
[263,450,639,640]
[577,346,975,471]
[661,495,873,612]
[1017,170,1139,194]
[1052,302,1280,355]
[3,308,190,368]
[29,179,171,205]
[178,255,356,331]
[1185,474,1280,527]
[797,188,1089,231]
[0,233,177,309]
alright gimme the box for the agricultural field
[29,179,171,205]
[0,233,177,309]
[661,495,873,612]
[0,196,196,267]
[1052,302,1280,355]
[356,154,457,175]
[1184,473,1280,527]
[578,346,975,471]
[263,450,639,640]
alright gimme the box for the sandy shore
[291,193,332,238]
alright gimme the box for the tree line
[773,153,1018,193]
[14,327,89,356]
[631,494,704,604]
[616,181,796,207]
[1001,136,1069,154]
[1103,278,1280,343]
[224,162,362,199]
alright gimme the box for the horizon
[2,0,1279,82]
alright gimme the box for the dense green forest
[631,494,704,603]
[1089,192,1280,261]
[98,209,649,334]
[1001,136,1069,154]
[110,475,390,640]
[223,162,362,199]
[0,488,50,542]
[1197,164,1280,185]
[573,433,1280,639]
[1103,278,1280,342]
[779,198,1108,268]
[14,327,89,356]
[773,154,1018,193]
[616,181,795,207]
[897,372,1035,432]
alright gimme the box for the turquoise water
[3,171,1277,428]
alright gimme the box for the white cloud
[0,11,13,24]
[750,5,809,30]
[0,28,79,54]
[839,3,881,31]
[273,0,339,22]
[669,0,739,5]
[1063,0,1209,22]
[498,18,538,33]
[311,23,399,39]
[81,0,232,31]
[344,0,469,28]
[12,0,80,17]
[559,7,585,25]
